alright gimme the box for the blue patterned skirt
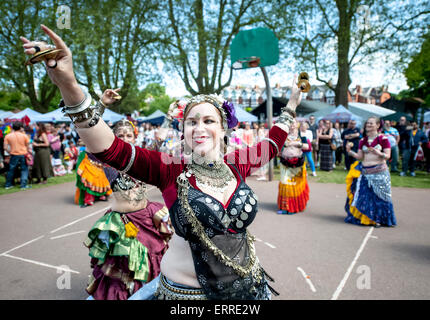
[345,162,397,227]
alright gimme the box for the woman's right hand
[286,75,303,112]
[20,25,76,89]
[101,88,121,105]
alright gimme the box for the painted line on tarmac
[2,254,80,274]
[0,235,45,256]
[49,206,111,234]
[49,186,156,235]
[331,227,375,300]
[297,267,316,292]
[50,230,86,240]
[255,237,276,249]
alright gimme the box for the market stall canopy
[0,110,16,120]
[323,105,363,123]
[381,111,413,122]
[348,102,395,119]
[423,111,430,123]
[32,107,71,122]
[235,107,258,123]
[102,109,126,123]
[6,107,42,120]
[138,110,166,125]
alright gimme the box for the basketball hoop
[232,56,261,70]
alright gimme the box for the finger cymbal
[298,79,311,93]
[25,49,63,66]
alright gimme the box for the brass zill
[25,49,63,66]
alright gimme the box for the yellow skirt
[345,161,375,225]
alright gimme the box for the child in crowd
[52,158,67,176]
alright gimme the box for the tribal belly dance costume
[91,124,288,300]
[84,167,173,300]
[345,135,397,227]
[63,92,296,300]
[75,150,112,207]
[277,138,310,214]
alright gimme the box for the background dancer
[74,144,111,207]
[345,116,397,227]
[85,103,173,300]
[21,26,301,300]
[278,120,310,215]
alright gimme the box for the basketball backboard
[230,27,279,69]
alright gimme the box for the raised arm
[20,26,175,189]
[226,76,302,177]
[21,25,114,153]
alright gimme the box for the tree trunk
[335,0,352,108]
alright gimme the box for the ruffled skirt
[345,162,397,227]
[277,162,310,213]
[75,152,112,205]
[84,202,173,300]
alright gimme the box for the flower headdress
[173,94,238,132]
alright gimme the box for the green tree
[140,83,174,116]
[0,0,59,112]
[404,33,430,105]
[0,0,161,113]
[156,0,266,95]
[268,0,430,107]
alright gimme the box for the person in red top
[21,25,301,300]
[345,116,396,227]
[4,121,30,189]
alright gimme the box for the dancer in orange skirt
[75,143,112,207]
[277,120,310,214]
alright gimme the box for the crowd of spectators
[1,115,429,190]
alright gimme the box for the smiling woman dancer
[345,116,397,228]
[84,99,173,300]
[21,25,301,300]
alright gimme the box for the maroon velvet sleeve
[358,138,365,150]
[225,125,288,179]
[91,136,179,190]
[379,135,391,150]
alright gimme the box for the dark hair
[12,122,23,131]
[37,123,47,136]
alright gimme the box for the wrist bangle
[61,90,105,128]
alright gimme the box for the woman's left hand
[101,88,121,105]
[286,75,302,111]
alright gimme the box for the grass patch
[0,172,76,196]
[273,162,430,189]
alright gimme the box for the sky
[162,56,409,99]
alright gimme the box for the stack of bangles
[277,105,296,127]
[60,90,106,128]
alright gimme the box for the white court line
[49,186,156,234]
[50,230,86,240]
[2,254,80,274]
[0,235,45,256]
[264,242,276,249]
[297,267,317,292]
[49,206,111,234]
[331,227,374,300]
[255,237,276,249]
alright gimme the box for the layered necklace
[187,157,235,193]
[113,172,147,204]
